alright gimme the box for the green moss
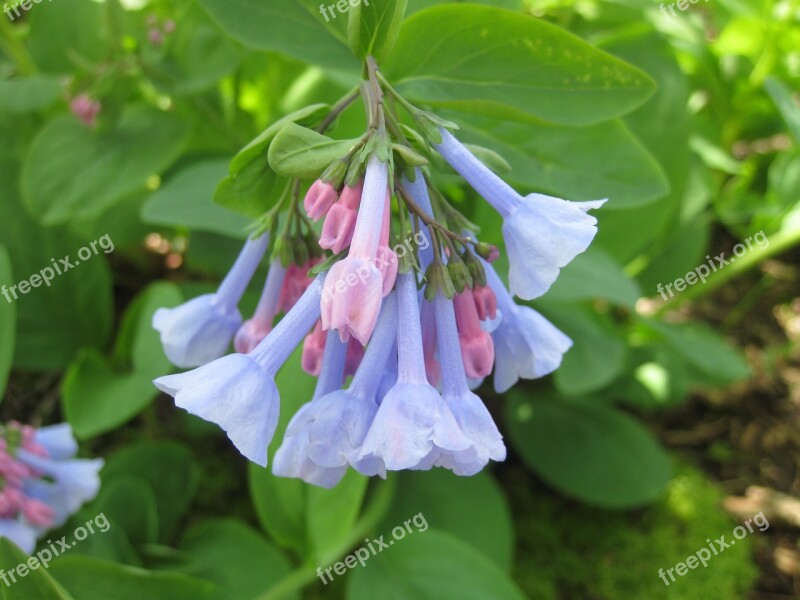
[510,460,760,599]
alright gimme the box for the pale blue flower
[153,233,269,368]
[154,274,326,467]
[0,518,37,553]
[272,331,349,488]
[434,129,605,300]
[275,295,398,486]
[432,292,506,475]
[354,273,471,476]
[34,423,78,460]
[485,261,572,393]
[16,450,104,517]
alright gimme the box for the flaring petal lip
[155,354,280,467]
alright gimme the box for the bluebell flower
[153,233,270,368]
[0,519,37,554]
[154,274,326,467]
[354,273,472,476]
[34,423,78,460]
[272,331,349,488]
[15,450,103,518]
[434,129,605,300]
[274,295,398,487]
[484,261,572,393]
[432,292,506,475]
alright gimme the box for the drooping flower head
[150,60,606,488]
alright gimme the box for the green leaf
[0,539,76,599]
[195,0,358,71]
[62,352,161,439]
[22,107,190,225]
[306,470,368,561]
[765,77,800,144]
[539,304,627,396]
[545,247,642,308]
[90,477,160,548]
[48,556,218,600]
[0,245,15,396]
[249,346,318,553]
[0,76,62,113]
[644,320,750,386]
[62,282,183,438]
[450,114,668,208]
[102,442,199,542]
[385,5,655,126]
[346,530,527,600]
[215,104,329,218]
[268,123,359,179]
[506,390,670,508]
[28,0,106,74]
[348,0,408,62]
[384,470,513,569]
[248,462,306,555]
[178,519,297,600]
[0,164,113,370]
[142,160,251,238]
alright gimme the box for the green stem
[255,476,398,600]
[657,225,800,311]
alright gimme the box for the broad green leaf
[348,0,408,62]
[28,0,106,73]
[23,107,190,225]
[594,29,691,262]
[0,164,113,370]
[0,246,15,396]
[0,76,62,113]
[178,519,297,600]
[268,123,359,179]
[157,13,243,95]
[62,351,161,439]
[539,304,627,396]
[62,283,183,438]
[142,160,251,238]
[306,470,368,561]
[407,0,525,13]
[195,0,358,71]
[644,320,750,386]
[102,442,199,542]
[48,556,218,600]
[249,347,317,553]
[506,390,670,508]
[90,477,160,548]
[346,530,527,600]
[384,470,513,569]
[386,5,655,126]
[765,77,800,143]
[216,104,329,218]
[450,114,668,208]
[545,246,642,307]
[0,539,75,600]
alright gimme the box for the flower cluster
[0,422,103,552]
[153,60,604,488]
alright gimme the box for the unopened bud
[424,263,456,301]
